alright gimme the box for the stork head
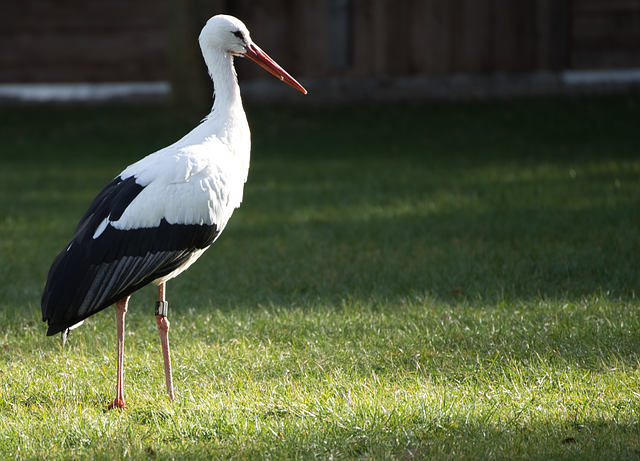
[199,15,307,94]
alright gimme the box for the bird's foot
[107,397,126,410]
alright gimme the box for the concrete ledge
[562,68,640,85]
[0,82,170,103]
[242,70,640,105]
[242,72,564,104]
[1,69,639,105]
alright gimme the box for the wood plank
[1,0,168,33]
[549,0,571,70]
[411,0,455,74]
[350,0,374,77]
[453,0,493,73]
[493,0,536,72]
[573,0,640,13]
[571,0,640,68]
[237,0,293,79]
[386,0,411,75]
[168,0,215,112]
[534,0,553,70]
[533,0,570,71]
[371,0,388,75]
[327,0,351,73]
[292,0,329,78]
[342,0,385,76]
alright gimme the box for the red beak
[243,43,307,95]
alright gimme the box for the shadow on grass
[181,202,640,308]
[182,418,640,460]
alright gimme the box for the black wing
[41,176,219,336]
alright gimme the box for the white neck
[198,46,251,192]
[202,48,242,116]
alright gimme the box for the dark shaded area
[175,417,640,460]
[208,94,640,305]
[1,94,639,311]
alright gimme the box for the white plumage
[41,14,306,409]
[115,16,254,232]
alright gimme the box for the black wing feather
[41,175,220,336]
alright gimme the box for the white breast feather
[112,135,245,232]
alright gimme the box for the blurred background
[1,0,640,109]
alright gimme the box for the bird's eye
[232,30,244,40]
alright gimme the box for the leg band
[155,300,169,317]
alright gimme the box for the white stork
[41,15,306,410]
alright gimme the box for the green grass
[1,93,640,459]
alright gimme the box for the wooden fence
[0,0,169,83]
[1,0,639,84]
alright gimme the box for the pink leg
[156,282,174,401]
[108,296,130,410]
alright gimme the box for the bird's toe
[107,398,126,410]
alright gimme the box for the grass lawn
[1,93,640,460]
